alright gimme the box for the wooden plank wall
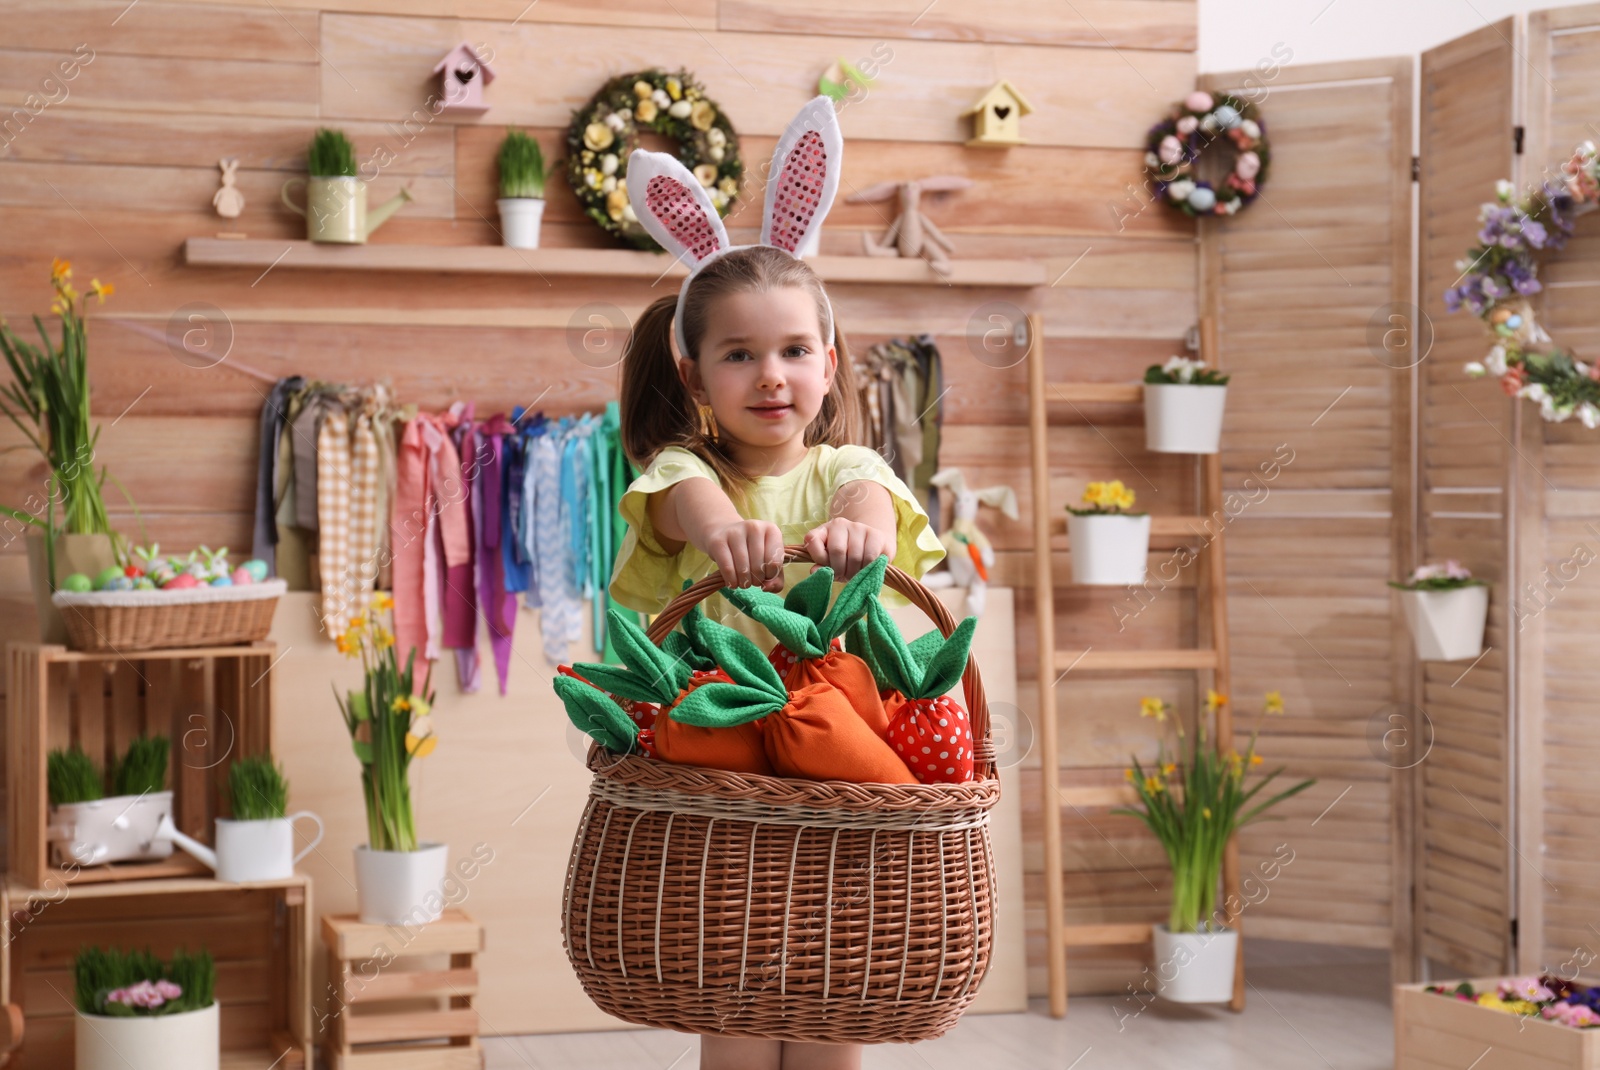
[1517,3,1600,978]
[0,0,1198,1000]
[1201,58,1413,953]
[1416,19,1518,978]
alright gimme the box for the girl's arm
[647,479,785,591]
[803,479,898,579]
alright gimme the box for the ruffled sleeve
[608,446,719,614]
[827,445,946,593]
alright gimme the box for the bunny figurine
[845,175,974,275]
[214,157,245,219]
[927,467,1018,617]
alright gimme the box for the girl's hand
[705,519,785,591]
[802,518,892,581]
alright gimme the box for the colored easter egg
[231,567,254,585]
[210,575,233,587]
[104,575,134,592]
[242,559,269,583]
[134,577,156,590]
[62,573,93,593]
[93,566,125,590]
[124,563,144,578]
[1187,186,1218,212]
[164,573,201,590]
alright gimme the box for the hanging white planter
[354,842,449,924]
[76,1001,219,1070]
[1144,383,1228,454]
[1152,924,1239,1003]
[1398,585,1489,661]
[1067,513,1151,585]
[49,791,175,868]
[497,197,546,248]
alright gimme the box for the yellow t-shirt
[608,443,946,651]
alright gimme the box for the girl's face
[679,287,836,463]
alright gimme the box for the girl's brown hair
[618,245,860,504]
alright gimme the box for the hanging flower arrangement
[1143,90,1270,218]
[1452,141,1600,425]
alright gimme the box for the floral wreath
[1144,90,1269,218]
[565,69,743,251]
[1453,142,1600,425]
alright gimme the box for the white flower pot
[1152,924,1238,1003]
[50,791,175,868]
[1144,383,1228,454]
[76,1001,219,1070]
[497,197,545,249]
[1067,513,1151,585]
[354,842,448,924]
[213,813,324,882]
[1399,585,1489,661]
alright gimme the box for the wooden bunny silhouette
[846,175,973,275]
[213,157,245,218]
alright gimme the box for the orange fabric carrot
[670,610,916,785]
[723,555,894,740]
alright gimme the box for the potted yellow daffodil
[1066,479,1149,584]
[1113,689,1314,1003]
[333,591,446,924]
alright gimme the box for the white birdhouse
[432,42,496,117]
[964,80,1033,147]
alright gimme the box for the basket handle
[643,547,995,780]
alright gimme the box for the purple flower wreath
[1144,90,1270,219]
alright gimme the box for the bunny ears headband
[626,95,844,361]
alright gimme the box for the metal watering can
[281,175,412,243]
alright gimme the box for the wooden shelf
[183,238,1048,287]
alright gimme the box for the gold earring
[699,403,720,441]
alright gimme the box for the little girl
[606,98,946,1069]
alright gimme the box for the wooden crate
[323,910,483,1070]
[1395,977,1600,1069]
[5,642,277,889]
[0,875,313,1070]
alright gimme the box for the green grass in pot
[48,745,104,806]
[308,128,357,178]
[227,755,288,821]
[111,735,169,797]
[498,129,550,199]
[75,945,215,1016]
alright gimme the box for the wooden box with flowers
[6,642,277,890]
[1395,976,1600,1069]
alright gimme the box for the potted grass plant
[1391,560,1490,662]
[48,737,174,869]
[1113,690,1315,1003]
[1066,479,1151,585]
[333,592,445,924]
[1144,355,1230,454]
[281,128,411,244]
[157,755,324,883]
[74,946,217,1070]
[1,258,128,643]
[497,129,552,248]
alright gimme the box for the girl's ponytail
[618,294,694,470]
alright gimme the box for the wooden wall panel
[1518,2,1600,979]
[1416,19,1518,979]
[1201,57,1413,954]
[0,0,1198,1009]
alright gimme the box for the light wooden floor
[483,940,1395,1070]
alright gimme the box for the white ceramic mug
[214,812,324,882]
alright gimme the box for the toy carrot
[865,598,978,783]
[551,674,639,754]
[567,605,767,775]
[670,612,916,785]
[722,554,893,739]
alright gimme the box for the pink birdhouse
[432,42,495,116]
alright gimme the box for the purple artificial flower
[1521,217,1548,249]
[1481,275,1508,299]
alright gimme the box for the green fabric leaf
[552,674,637,752]
[919,616,978,699]
[818,554,888,640]
[668,682,781,727]
[865,597,919,695]
[606,606,680,686]
[692,613,787,700]
[906,628,945,673]
[783,565,834,622]
[844,617,890,690]
[567,662,667,705]
[723,586,824,657]
[665,606,717,671]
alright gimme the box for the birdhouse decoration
[432,42,495,116]
[964,80,1032,147]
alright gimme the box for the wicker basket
[51,579,287,652]
[562,550,998,1044]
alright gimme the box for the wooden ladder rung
[1053,648,1219,673]
[1048,515,1223,539]
[1063,922,1154,946]
[1045,382,1143,404]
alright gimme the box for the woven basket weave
[562,550,997,1044]
[51,580,287,652]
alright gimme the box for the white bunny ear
[626,148,729,265]
[762,95,843,258]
